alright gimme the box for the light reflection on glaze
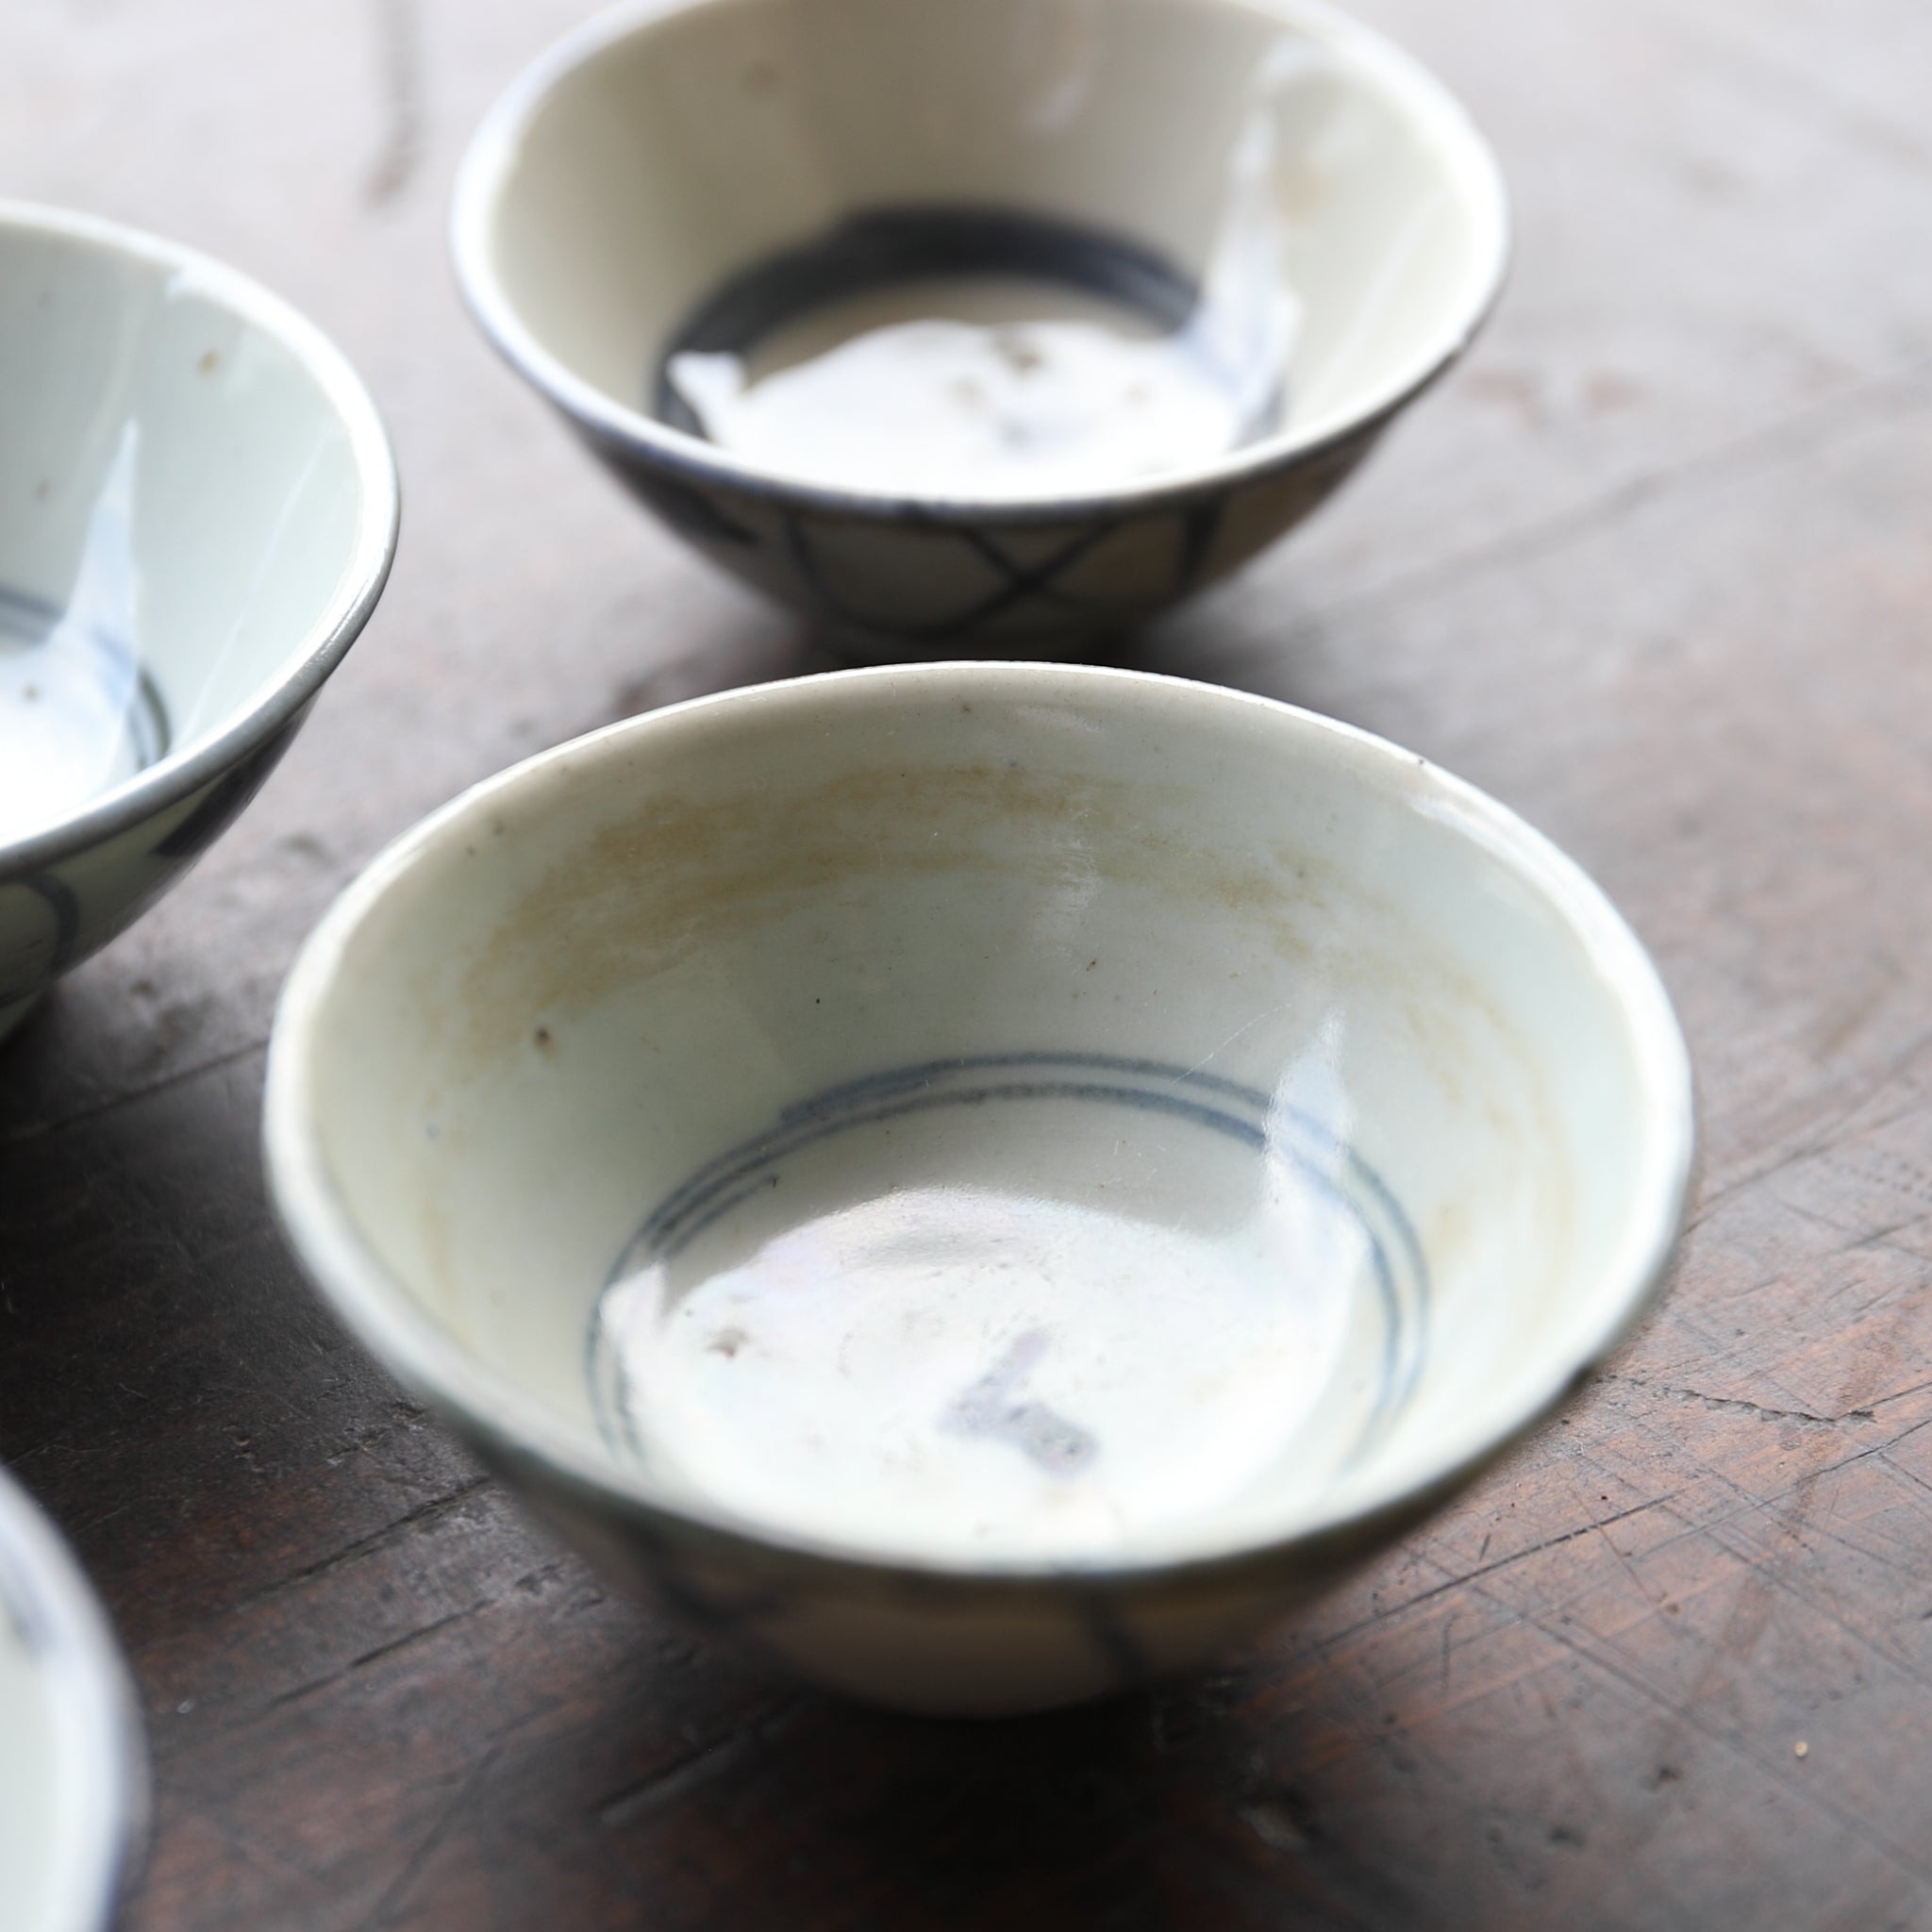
[594,1149,1387,1563]
[0,425,165,844]
[668,282,1271,498]
[664,41,1307,499]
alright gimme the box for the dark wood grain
[4,1,1931,1926]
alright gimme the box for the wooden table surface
[6,1,1932,1925]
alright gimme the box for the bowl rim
[0,1463,148,1932]
[0,200,401,879]
[264,661,1697,1590]
[450,0,1511,525]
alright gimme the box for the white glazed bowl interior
[455,0,1507,504]
[0,203,395,856]
[269,667,1691,1579]
[0,1467,144,1932]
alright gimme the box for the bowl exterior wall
[0,1465,149,1932]
[579,419,1379,657]
[0,708,305,1041]
[477,1428,1439,1716]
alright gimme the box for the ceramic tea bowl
[265,664,1692,1715]
[453,0,1507,658]
[0,202,399,1043]
[0,1464,147,1932]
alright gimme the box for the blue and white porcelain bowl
[264,665,1693,1715]
[0,1465,146,1932]
[0,203,399,1043]
[452,0,1507,658]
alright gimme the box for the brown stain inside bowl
[409,740,1577,1374]
[448,757,1329,1067]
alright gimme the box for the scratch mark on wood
[362,1740,507,1928]
[1523,1606,1932,1892]
[1,1035,267,1152]
[1635,0,1932,178]
[366,0,424,208]
[1686,1025,1932,1232]
[193,1477,494,1628]
[1314,1491,1690,1657]
[1599,1373,1878,1428]
[596,1699,808,1830]
[1219,352,1932,675]
[262,1603,493,1715]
